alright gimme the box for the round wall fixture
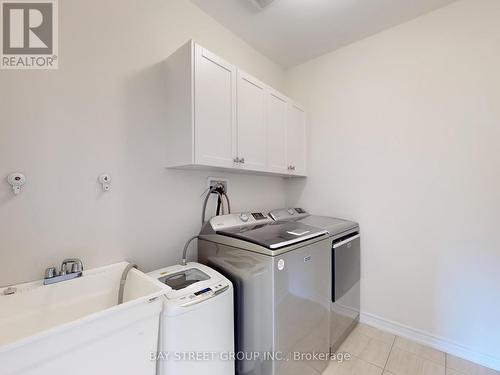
[98,174,111,192]
[7,172,26,195]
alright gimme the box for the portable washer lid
[148,262,227,300]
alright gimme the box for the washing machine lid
[216,221,328,249]
[268,208,359,237]
[157,268,210,291]
[148,262,227,300]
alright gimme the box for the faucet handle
[45,267,57,279]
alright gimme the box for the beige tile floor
[323,323,499,375]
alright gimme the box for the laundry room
[0,0,499,375]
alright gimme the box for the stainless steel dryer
[269,208,360,352]
[198,212,331,375]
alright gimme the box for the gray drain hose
[182,236,199,266]
[118,263,138,304]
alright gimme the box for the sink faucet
[60,258,84,275]
[44,258,84,285]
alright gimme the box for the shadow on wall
[285,177,307,208]
[122,61,169,166]
[0,179,13,207]
[117,61,191,268]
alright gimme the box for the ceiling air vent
[247,0,276,10]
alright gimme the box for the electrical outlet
[207,177,228,192]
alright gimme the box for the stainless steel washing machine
[198,212,331,375]
[269,208,360,352]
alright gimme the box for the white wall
[285,0,500,368]
[2,0,499,368]
[0,0,287,286]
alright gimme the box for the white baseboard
[360,312,500,372]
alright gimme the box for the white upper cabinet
[286,103,307,176]
[237,71,267,171]
[165,41,307,177]
[266,90,288,174]
[194,45,237,168]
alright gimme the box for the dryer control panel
[268,208,310,221]
[209,212,272,230]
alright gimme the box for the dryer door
[331,232,361,351]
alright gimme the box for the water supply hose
[118,263,138,304]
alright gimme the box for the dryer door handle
[333,234,360,249]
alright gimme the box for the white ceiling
[191,0,457,68]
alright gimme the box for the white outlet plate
[207,177,228,192]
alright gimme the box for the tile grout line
[360,324,499,375]
[383,335,397,372]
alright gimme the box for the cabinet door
[286,103,307,176]
[266,90,288,174]
[237,71,267,171]
[194,45,237,168]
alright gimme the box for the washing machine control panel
[194,287,212,296]
[179,282,231,306]
[210,212,272,230]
